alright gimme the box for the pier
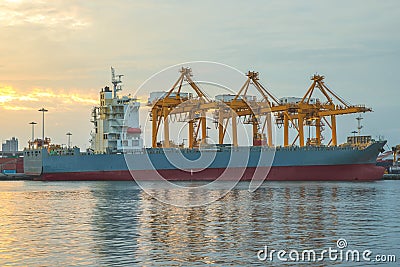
[0,173,33,181]
[382,174,400,180]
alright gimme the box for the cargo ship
[24,68,386,181]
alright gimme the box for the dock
[382,174,400,180]
[0,174,398,181]
[0,173,33,181]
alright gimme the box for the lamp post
[66,132,72,148]
[29,122,37,142]
[38,108,48,141]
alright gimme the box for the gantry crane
[149,67,214,148]
[215,71,290,147]
[294,74,372,147]
[391,145,400,165]
[216,73,371,148]
[214,71,264,146]
[214,71,305,147]
[149,68,371,149]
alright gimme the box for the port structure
[273,75,372,147]
[149,69,297,148]
[294,75,372,147]
[392,145,400,166]
[149,68,371,148]
[149,69,286,148]
[149,67,215,148]
[215,71,285,147]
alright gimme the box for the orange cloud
[0,85,97,111]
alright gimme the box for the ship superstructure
[90,67,143,153]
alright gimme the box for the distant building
[2,137,18,152]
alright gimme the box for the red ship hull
[37,164,384,181]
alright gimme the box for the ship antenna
[356,114,363,135]
[111,67,124,98]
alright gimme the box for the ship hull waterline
[35,164,385,181]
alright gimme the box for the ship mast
[356,114,363,135]
[111,67,124,98]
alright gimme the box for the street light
[38,108,48,141]
[29,122,37,142]
[66,132,72,148]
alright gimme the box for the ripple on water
[0,180,399,266]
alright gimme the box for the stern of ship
[23,148,45,178]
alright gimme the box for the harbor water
[0,180,399,266]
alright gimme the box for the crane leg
[267,113,273,147]
[331,115,337,146]
[189,120,194,148]
[284,114,289,147]
[299,116,304,147]
[152,109,157,148]
[232,112,238,147]
[163,108,170,148]
[201,111,207,144]
[218,112,224,144]
[316,117,321,146]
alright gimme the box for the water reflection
[0,182,98,266]
[0,181,399,266]
[89,183,141,265]
[133,182,397,266]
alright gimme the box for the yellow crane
[213,71,305,148]
[295,74,372,147]
[392,145,400,165]
[149,67,213,148]
[149,68,371,149]
[214,71,265,146]
[216,71,289,147]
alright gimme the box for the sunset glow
[0,86,97,111]
[0,0,399,150]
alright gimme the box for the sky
[1,0,399,150]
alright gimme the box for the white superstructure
[279,97,319,105]
[90,68,143,153]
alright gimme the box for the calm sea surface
[0,180,399,266]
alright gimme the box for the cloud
[0,85,97,111]
[0,0,399,148]
[0,0,90,29]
